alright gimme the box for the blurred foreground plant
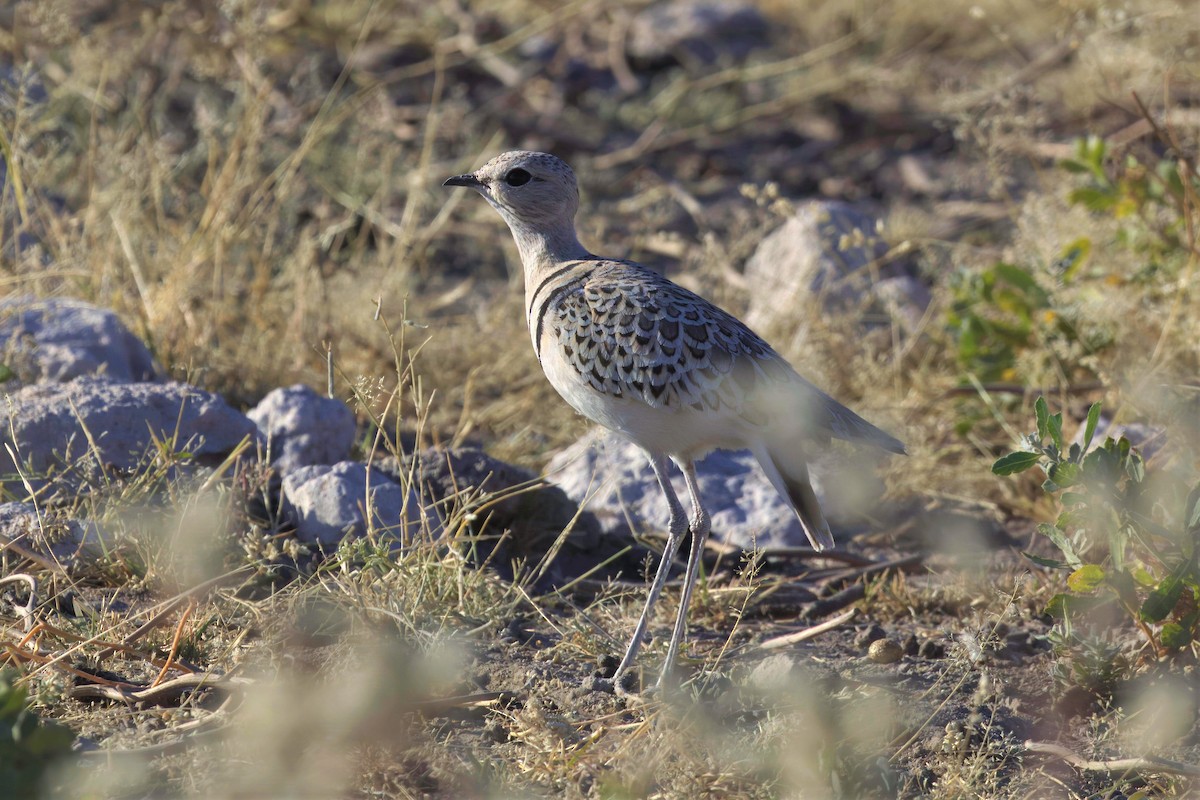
[0,670,75,796]
[993,398,1200,694]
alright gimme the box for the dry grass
[2,0,1200,797]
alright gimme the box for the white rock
[248,384,355,476]
[0,377,257,498]
[0,297,158,386]
[281,461,433,548]
[743,201,929,344]
[545,429,883,550]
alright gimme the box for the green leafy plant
[0,670,75,796]
[1060,133,1198,261]
[946,262,1051,383]
[945,252,1110,387]
[993,398,1200,674]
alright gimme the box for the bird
[445,151,904,691]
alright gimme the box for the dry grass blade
[758,607,858,650]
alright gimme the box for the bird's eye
[504,168,532,187]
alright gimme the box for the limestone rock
[0,378,256,499]
[281,461,432,548]
[743,201,929,344]
[545,429,885,550]
[248,384,356,476]
[0,297,158,386]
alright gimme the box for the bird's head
[444,150,581,238]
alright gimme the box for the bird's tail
[754,445,835,551]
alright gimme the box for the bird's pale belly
[537,336,751,459]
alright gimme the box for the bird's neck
[509,222,591,276]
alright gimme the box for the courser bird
[445,151,904,691]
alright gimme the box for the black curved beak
[443,173,482,189]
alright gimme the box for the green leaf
[1140,576,1184,623]
[1056,507,1087,530]
[1067,564,1106,593]
[1049,462,1083,488]
[1059,158,1092,174]
[1131,567,1157,587]
[1082,402,1102,452]
[1160,622,1192,650]
[1068,186,1117,212]
[1024,552,1071,570]
[1126,453,1145,483]
[1044,593,1070,618]
[1035,396,1050,441]
[1038,522,1081,568]
[1186,483,1200,533]
[1048,411,1064,450]
[1044,591,1113,620]
[0,363,14,383]
[1057,238,1092,283]
[992,451,1041,476]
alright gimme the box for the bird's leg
[657,461,711,690]
[611,453,689,691]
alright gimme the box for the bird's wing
[549,260,794,415]
[547,260,905,452]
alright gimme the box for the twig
[6,621,192,673]
[411,691,513,715]
[0,573,37,632]
[151,599,196,688]
[758,608,858,650]
[803,583,866,619]
[70,672,254,706]
[1023,740,1200,778]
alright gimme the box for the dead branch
[1023,740,1200,778]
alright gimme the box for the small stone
[547,429,833,550]
[0,296,159,386]
[918,638,946,659]
[855,624,887,649]
[902,633,920,656]
[868,638,904,664]
[596,653,620,678]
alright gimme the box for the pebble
[868,638,904,664]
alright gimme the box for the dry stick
[4,644,140,688]
[151,600,197,688]
[758,608,858,650]
[804,583,866,620]
[1023,740,1200,778]
[0,573,36,632]
[640,531,873,567]
[76,694,240,761]
[0,533,68,575]
[14,621,44,652]
[70,672,254,706]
